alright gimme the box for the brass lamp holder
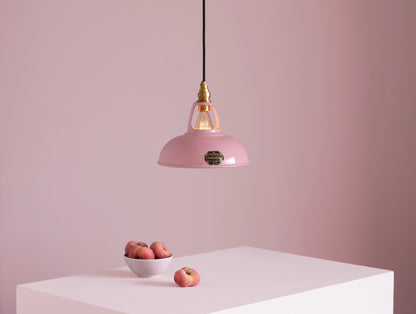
[197,81,211,112]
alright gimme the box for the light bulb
[194,106,214,130]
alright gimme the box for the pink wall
[1,0,415,313]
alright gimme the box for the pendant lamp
[158,0,250,168]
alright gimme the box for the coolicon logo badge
[204,151,224,165]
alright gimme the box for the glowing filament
[194,111,214,130]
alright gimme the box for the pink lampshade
[158,102,250,168]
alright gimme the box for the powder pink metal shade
[158,102,250,168]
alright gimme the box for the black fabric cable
[203,0,206,82]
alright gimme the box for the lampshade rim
[157,161,250,168]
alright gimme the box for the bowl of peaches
[124,241,172,278]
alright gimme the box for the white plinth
[17,247,393,314]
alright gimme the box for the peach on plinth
[174,267,200,287]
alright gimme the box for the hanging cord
[197,0,211,102]
[203,0,206,82]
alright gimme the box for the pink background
[1,0,415,313]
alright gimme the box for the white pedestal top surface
[17,247,392,313]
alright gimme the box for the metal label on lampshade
[204,151,224,165]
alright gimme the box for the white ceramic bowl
[124,255,173,278]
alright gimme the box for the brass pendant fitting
[197,81,211,103]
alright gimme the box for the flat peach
[128,246,142,259]
[174,267,200,287]
[124,241,148,255]
[136,247,155,259]
[150,241,172,259]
